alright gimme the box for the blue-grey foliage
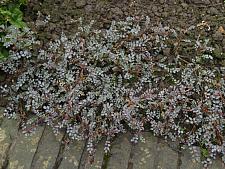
[0,17,224,167]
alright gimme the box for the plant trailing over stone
[0,16,224,167]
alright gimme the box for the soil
[24,1,225,32]
[23,0,225,63]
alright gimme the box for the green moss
[101,153,111,169]
[212,45,224,59]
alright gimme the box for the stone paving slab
[181,147,225,169]
[0,114,225,169]
[210,159,225,169]
[154,138,179,169]
[30,126,64,169]
[107,133,132,169]
[0,107,19,168]
[131,132,158,169]
[58,140,85,169]
[180,147,202,169]
[6,126,45,169]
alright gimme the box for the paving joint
[52,131,67,169]
[78,139,88,169]
[30,125,46,169]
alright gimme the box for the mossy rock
[212,45,225,59]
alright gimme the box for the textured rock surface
[0,107,18,168]
[154,139,179,169]
[0,122,224,169]
[58,140,85,169]
[6,127,45,169]
[180,148,202,169]
[107,133,132,169]
[210,159,225,169]
[131,132,157,169]
[30,126,64,169]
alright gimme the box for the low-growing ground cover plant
[0,16,224,167]
[0,0,28,60]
